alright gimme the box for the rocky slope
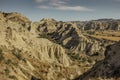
[0,11,119,80]
[75,41,120,80]
[0,12,81,80]
[33,18,120,55]
[33,19,113,58]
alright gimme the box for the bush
[15,53,22,60]
[87,58,93,63]
[82,57,87,62]
[9,75,17,79]
[0,49,4,62]
[5,59,12,64]
[11,49,22,60]
[92,52,100,56]
[69,53,80,61]
[4,68,10,75]
[86,30,95,35]
[0,49,2,54]
[0,55,4,62]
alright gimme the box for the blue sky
[0,0,120,21]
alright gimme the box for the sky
[0,0,120,21]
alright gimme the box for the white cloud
[35,0,67,3]
[57,6,93,11]
[37,5,93,11]
[35,0,94,11]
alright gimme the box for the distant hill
[71,19,120,31]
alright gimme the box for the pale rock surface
[0,12,73,80]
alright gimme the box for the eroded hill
[0,12,120,80]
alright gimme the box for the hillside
[0,12,120,80]
[75,41,120,80]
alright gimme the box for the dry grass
[95,31,120,37]
[91,35,120,41]
[87,30,120,41]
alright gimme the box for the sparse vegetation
[87,58,94,63]
[92,52,100,56]
[0,11,120,80]
[4,68,10,75]
[9,75,17,80]
[11,49,22,60]
[0,49,2,54]
[5,59,12,65]
[70,53,80,60]
[86,30,95,35]
[0,49,4,62]
[82,57,87,62]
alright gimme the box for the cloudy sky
[0,0,120,21]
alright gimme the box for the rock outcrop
[75,42,120,80]
[34,19,108,56]
[33,18,57,34]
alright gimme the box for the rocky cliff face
[75,42,120,80]
[34,19,110,57]
[33,18,57,34]
[0,12,119,80]
[0,12,79,80]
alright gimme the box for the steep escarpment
[0,12,80,80]
[75,42,120,80]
